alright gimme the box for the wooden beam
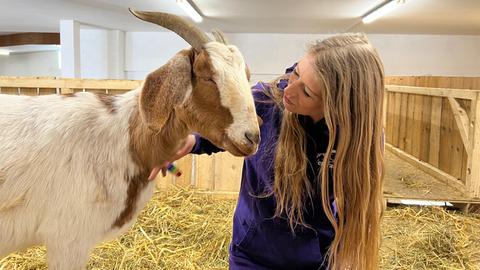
[448,97,470,150]
[386,143,466,194]
[466,93,480,199]
[0,77,142,90]
[0,33,60,47]
[386,85,478,100]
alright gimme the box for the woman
[156,33,385,270]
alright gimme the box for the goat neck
[128,102,188,172]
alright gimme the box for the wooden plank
[155,169,175,190]
[419,95,432,162]
[428,97,442,167]
[466,93,480,198]
[386,143,466,194]
[447,105,466,183]
[459,99,472,190]
[472,77,480,90]
[108,89,130,95]
[195,154,215,190]
[0,32,60,47]
[385,85,478,100]
[173,155,193,187]
[391,92,402,147]
[398,93,408,150]
[382,89,388,129]
[458,77,473,186]
[384,91,392,143]
[39,88,57,95]
[0,77,60,88]
[448,97,470,150]
[411,94,423,159]
[385,92,394,144]
[19,87,38,96]
[0,87,19,95]
[0,77,142,90]
[83,89,108,94]
[62,79,142,90]
[439,98,454,177]
[404,94,415,153]
[213,152,243,192]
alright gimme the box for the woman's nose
[285,81,299,95]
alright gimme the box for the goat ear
[139,49,194,130]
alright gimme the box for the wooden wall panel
[195,155,216,190]
[213,153,243,192]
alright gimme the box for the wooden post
[466,92,480,198]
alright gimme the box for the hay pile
[381,206,480,269]
[1,187,479,270]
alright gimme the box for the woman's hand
[148,134,196,180]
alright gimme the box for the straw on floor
[1,187,479,270]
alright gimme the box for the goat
[0,10,260,269]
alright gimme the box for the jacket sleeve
[190,133,224,155]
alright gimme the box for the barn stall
[0,76,479,269]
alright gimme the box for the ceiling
[0,0,479,35]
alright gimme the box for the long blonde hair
[273,33,385,269]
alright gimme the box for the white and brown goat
[0,10,259,269]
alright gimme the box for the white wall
[1,32,479,80]
[125,32,189,80]
[125,33,480,82]
[369,35,480,76]
[0,50,60,77]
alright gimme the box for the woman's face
[283,53,324,122]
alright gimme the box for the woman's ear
[139,49,194,130]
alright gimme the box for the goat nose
[245,131,260,145]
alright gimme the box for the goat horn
[129,9,210,50]
[211,29,229,45]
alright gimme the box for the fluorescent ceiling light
[362,0,405,24]
[176,0,202,23]
[0,49,11,56]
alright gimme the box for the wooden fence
[1,76,480,200]
[384,76,480,199]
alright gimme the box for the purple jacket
[191,66,335,269]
